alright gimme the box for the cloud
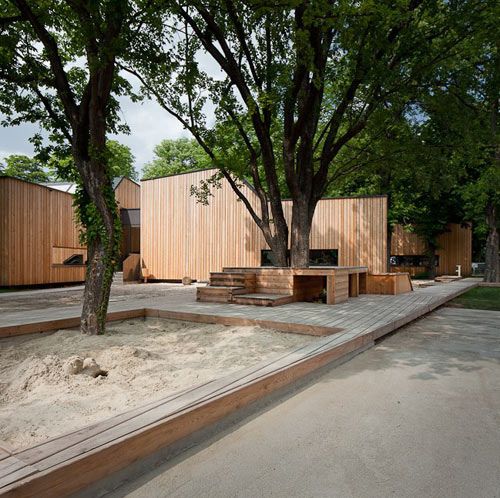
[0,52,223,173]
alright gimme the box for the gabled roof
[37,177,139,194]
[112,176,140,190]
[40,182,77,194]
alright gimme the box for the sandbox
[0,318,315,451]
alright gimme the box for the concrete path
[104,307,500,498]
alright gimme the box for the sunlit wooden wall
[391,223,472,276]
[141,169,388,281]
[0,177,86,286]
[115,177,140,209]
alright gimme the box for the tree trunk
[290,196,315,268]
[387,224,393,273]
[267,235,289,267]
[81,237,114,334]
[484,201,499,282]
[78,158,120,335]
[426,244,437,279]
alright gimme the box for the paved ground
[0,279,479,335]
[103,307,500,498]
[0,283,197,314]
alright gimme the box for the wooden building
[113,177,141,209]
[0,176,87,286]
[113,177,141,261]
[0,176,141,287]
[390,223,472,277]
[140,169,388,281]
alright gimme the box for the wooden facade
[0,177,86,286]
[391,223,472,276]
[114,177,141,263]
[114,177,141,209]
[141,169,388,281]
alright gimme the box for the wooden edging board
[0,309,145,339]
[0,308,341,340]
[145,308,341,336]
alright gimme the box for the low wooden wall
[366,273,413,295]
[123,253,141,282]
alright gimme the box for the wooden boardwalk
[0,278,479,336]
[0,279,481,496]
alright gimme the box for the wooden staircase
[197,271,293,306]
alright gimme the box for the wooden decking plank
[0,462,39,489]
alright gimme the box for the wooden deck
[197,266,377,306]
[0,279,480,496]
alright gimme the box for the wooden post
[327,273,349,304]
[349,273,359,297]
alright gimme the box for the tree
[49,140,138,181]
[125,0,481,267]
[332,103,468,277]
[0,154,51,182]
[106,140,138,180]
[0,1,150,333]
[142,137,212,179]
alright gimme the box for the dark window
[261,249,339,267]
[63,254,84,265]
[390,255,439,267]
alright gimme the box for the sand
[0,318,315,450]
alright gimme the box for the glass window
[390,255,439,267]
[261,249,339,267]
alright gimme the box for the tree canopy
[124,0,486,267]
[142,137,212,179]
[0,154,51,182]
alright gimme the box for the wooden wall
[0,177,86,286]
[282,196,387,273]
[141,169,388,281]
[114,178,140,209]
[141,169,264,281]
[391,223,472,276]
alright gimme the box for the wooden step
[196,286,247,303]
[232,293,295,307]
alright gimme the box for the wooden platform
[197,266,372,306]
[0,279,480,496]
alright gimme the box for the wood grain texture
[114,178,140,209]
[391,223,472,276]
[0,177,86,286]
[366,273,412,295]
[141,169,388,281]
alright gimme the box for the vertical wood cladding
[391,223,472,276]
[0,177,86,285]
[114,178,140,209]
[141,169,388,281]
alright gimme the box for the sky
[0,95,189,178]
[0,53,222,178]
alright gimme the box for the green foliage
[106,141,138,180]
[48,140,137,181]
[122,0,487,266]
[449,287,500,311]
[0,154,51,182]
[142,138,212,179]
